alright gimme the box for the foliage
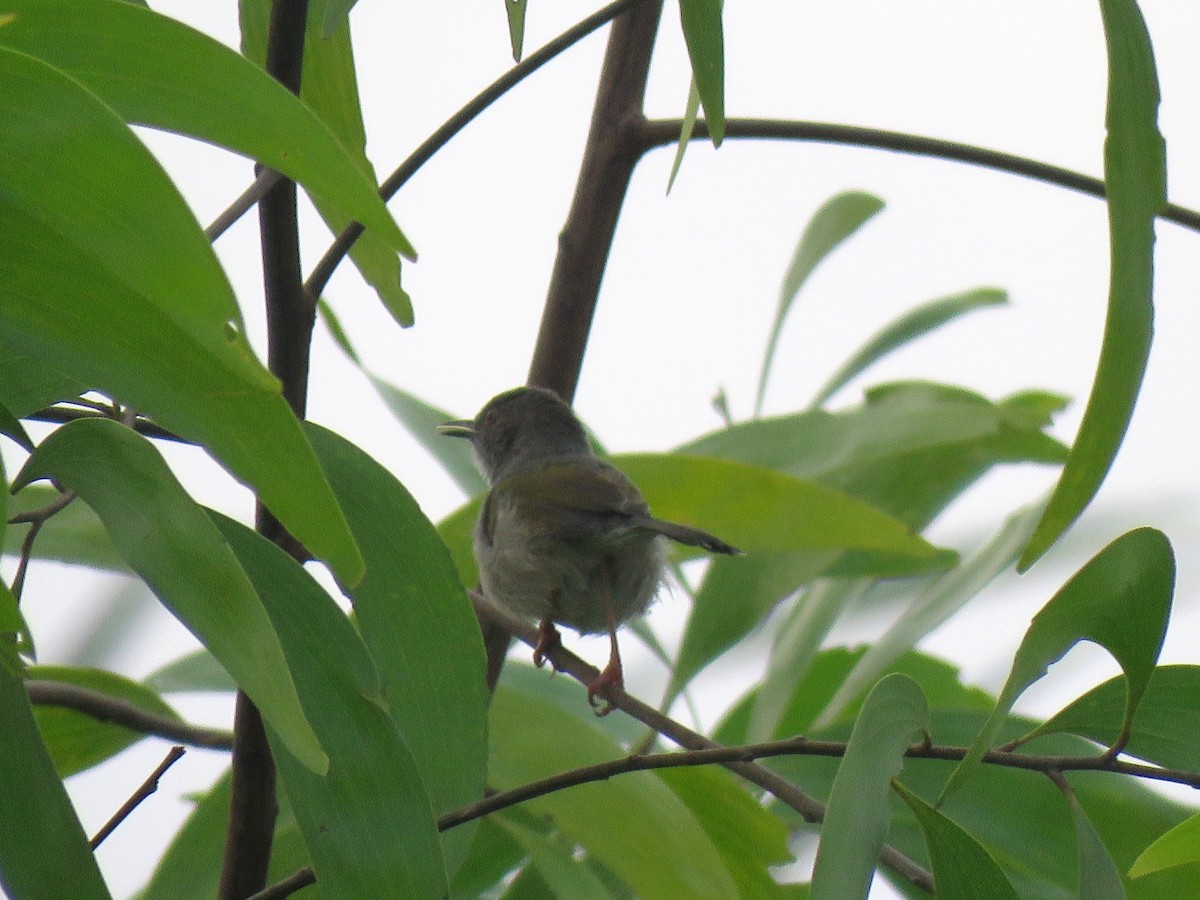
[0,1,1194,898]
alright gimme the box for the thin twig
[26,680,234,750]
[641,117,1200,233]
[206,168,285,242]
[23,405,186,442]
[303,0,645,300]
[526,0,663,401]
[9,488,77,600]
[7,489,77,525]
[90,746,186,848]
[245,866,316,900]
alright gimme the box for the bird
[439,386,741,713]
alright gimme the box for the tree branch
[526,0,664,402]
[90,745,186,848]
[470,591,935,893]
[26,680,234,749]
[641,117,1200,233]
[23,405,184,442]
[303,0,645,301]
[222,2,311,897]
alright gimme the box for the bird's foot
[586,659,623,717]
[532,619,562,670]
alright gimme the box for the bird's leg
[587,559,622,716]
[532,618,562,670]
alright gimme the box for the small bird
[440,386,741,714]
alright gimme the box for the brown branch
[526,0,664,402]
[90,746,186,848]
[439,734,1200,833]
[206,168,285,242]
[8,487,76,600]
[25,680,234,750]
[221,3,311,898]
[470,592,935,893]
[245,867,316,900]
[641,117,1200,233]
[23,405,185,442]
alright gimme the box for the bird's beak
[437,419,475,438]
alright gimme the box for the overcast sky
[10,3,1200,896]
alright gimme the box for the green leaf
[0,578,30,675]
[668,549,840,700]
[14,418,326,774]
[940,527,1173,804]
[370,378,486,495]
[657,766,801,899]
[0,47,363,584]
[1021,0,1165,568]
[143,650,236,694]
[138,770,309,900]
[4,484,125,573]
[746,578,872,742]
[811,503,1044,731]
[1070,790,1128,899]
[811,287,1008,407]
[29,665,180,777]
[1029,665,1200,771]
[489,685,739,898]
[1,0,412,259]
[617,453,938,557]
[671,384,1064,700]
[893,781,1019,900]
[497,817,614,900]
[0,398,33,451]
[677,0,724,145]
[666,79,702,192]
[505,0,528,61]
[810,673,929,899]
[213,513,449,899]
[1129,812,1200,879]
[0,658,110,900]
[240,0,413,324]
[304,423,488,869]
[716,647,993,746]
[138,771,232,900]
[755,191,885,416]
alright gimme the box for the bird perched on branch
[440,386,741,714]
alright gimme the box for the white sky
[8,2,1200,896]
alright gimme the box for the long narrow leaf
[0,661,110,900]
[893,781,1019,900]
[1021,0,1166,568]
[305,423,488,870]
[755,192,885,416]
[0,0,411,258]
[490,685,738,898]
[1129,812,1200,879]
[14,418,326,773]
[240,0,413,324]
[0,46,363,584]
[677,0,724,145]
[214,513,449,899]
[810,673,929,899]
[810,287,1008,407]
[811,502,1043,731]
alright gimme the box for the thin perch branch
[90,746,186,848]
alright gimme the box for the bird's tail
[645,518,742,556]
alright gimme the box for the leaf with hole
[940,527,1173,804]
